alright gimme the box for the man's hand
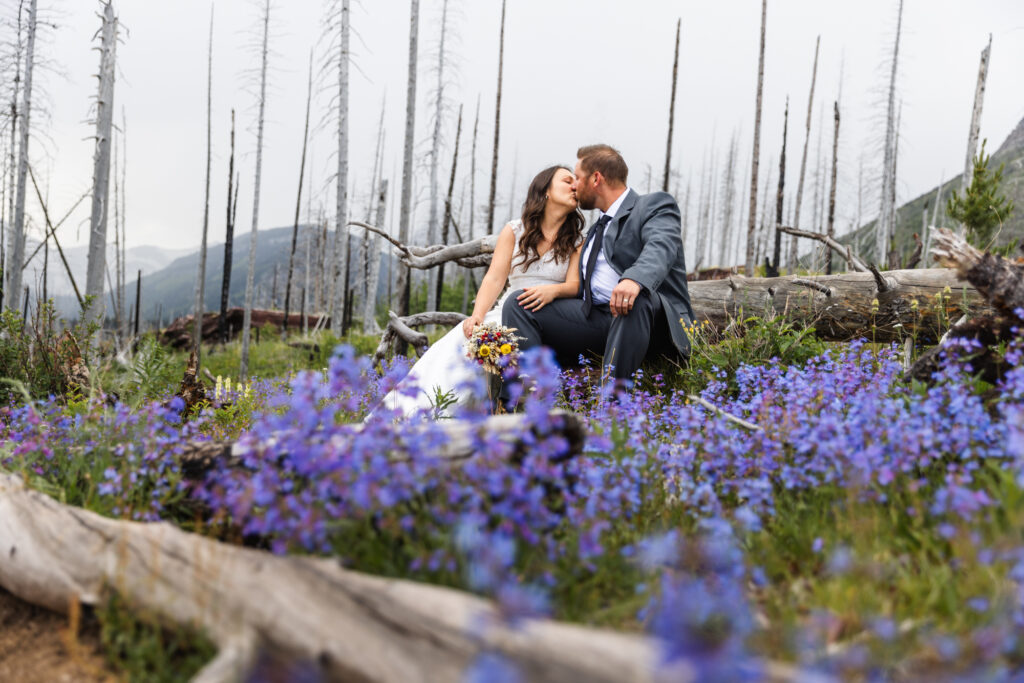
[610,278,642,317]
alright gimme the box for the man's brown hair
[576,144,629,185]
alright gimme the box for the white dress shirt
[581,187,632,304]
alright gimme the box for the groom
[503,144,694,387]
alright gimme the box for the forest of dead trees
[0,0,1007,375]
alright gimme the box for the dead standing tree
[435,103,462,309]
[193,5,214,366]
[330,0,351,336]
[875,0,903,264]
[486,0,506,235]
[786,35,819,273]
[744,0,766,276]
[425,0,451,314]
[765,98,787,277]
[662,18,680,192]
[396,0,419,318]
[240,0,271,379]
[84,1,118,338]
[282,50,313,336]
[962,35,991,192]
[4,0,34,313]
[825,101,840,274]
[218,109,238,344]
[461,95,480,313]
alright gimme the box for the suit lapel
[603,189,638,262]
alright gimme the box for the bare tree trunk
[680,177,691,257]
[219,110,237,345]
[362,97,386,313]
[435,103,462,308]
[825,101,840,274]
[662,18,681,192]
[921,170,945,261]
[331,0,351,335]
[717,133,737,267]
[766,98,788,277]
[744,0,767,276]
[876,0,903,263]
[486,0,507,235]
[425,0,450,315]
[693,149,710,271]
[787,34,819,272]
[240,0,271,378]
[4,0,34,313]
[363,179,388,334]
[755,159,773,266]
[283,51,313,337]
[462,96,480,314]
[963,34,992,190]
[396,0,420,318]
[886,101,902,269]
[84,1,117,336]
[193,6,214,365]
[112,134,122,341]
[118,110,128,339]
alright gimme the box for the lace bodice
[506,219,574,290]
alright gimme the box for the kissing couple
[381,144,695,416]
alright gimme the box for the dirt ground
[0,587,115,683]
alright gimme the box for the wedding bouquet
[465,323,521,375]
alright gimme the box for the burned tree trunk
[744,0,767,276]
[396,0,419,318]
[876,0,903,264]
[787,35,819,271]
[963,35,992,191]
[825,101,840,274]
[331,0,351,335]
[283,51,313,336]
[83,1,118,336]
[435,104,463,309]
[219,110,238,345]
[193,6,214,366]
[766,98,788,277]
[4,0,34,314]
[662,18,681,192]
[486,0,506,236]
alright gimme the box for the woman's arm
[461,223,516,337]
[515,245,582,312]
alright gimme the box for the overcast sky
[18,0,1024,252]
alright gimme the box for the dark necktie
[582,214,612,317]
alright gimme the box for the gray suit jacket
[581,189,694,357]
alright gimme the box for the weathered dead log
[907,228,1023,382]
[179,410,587,479]
[372,310,467,365]
[163,308,324,349]
[687,267,991,344]
[0,471,674,683]
[350,220,498,270]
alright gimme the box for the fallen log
[162,308,324,349]
[0,471,671,683]
[907,228,1024,383]
[686,267,992,344]
[178,410,587,479]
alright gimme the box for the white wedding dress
[379,220,572,417]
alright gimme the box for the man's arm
[619,192,681,293]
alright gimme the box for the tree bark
[662,18,681,192]
[283,51,313,337]
[362,179,388,334]
[4,0,33,314]
[767,98,788,277]
[876,0,903,263]
[425,0,450,315]
[331,0,351,336]
[744,0,767,276]
[219,110,237,345]
[240,0,271,378]
[84,1,117,336]
[435,104,462,308]
[486,0,506,236]
[825,101,840,274]
[963,35,992,190]
[0,470,682,683]
[687,267,988,344]
[462,96,480,314]
[787,35,819,272]
[396,0,420,318]
[193,6,214,366]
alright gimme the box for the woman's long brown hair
[514,166,584,271]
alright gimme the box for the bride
[379,165,584,417]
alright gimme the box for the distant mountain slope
[844,114,1024,263]
[53,224,393,324]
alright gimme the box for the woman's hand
[462,314,484,338]
[516,285,558,312]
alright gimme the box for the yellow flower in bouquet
[466,323,522,374]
